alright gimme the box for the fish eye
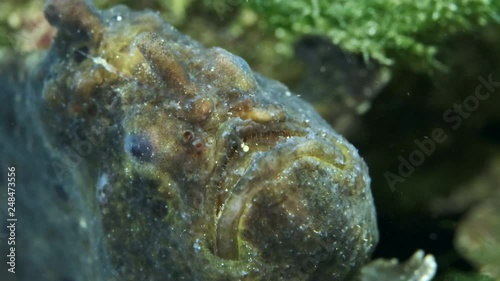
[124,133,154,162]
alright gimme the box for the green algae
[246,0,500,70]
[2,0,499,72]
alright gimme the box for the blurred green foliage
[247,0,500,70]
[2,0,498,72]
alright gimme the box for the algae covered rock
[357,250,437,281]
[456,193,500,280]
[29,0,379,280]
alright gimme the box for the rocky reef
[19,0,382,280]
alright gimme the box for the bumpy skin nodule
[34,0,379,280]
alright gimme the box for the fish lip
[213,135,350,261]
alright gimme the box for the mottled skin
[33,0,378,280]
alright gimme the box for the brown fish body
[34,0,378,280]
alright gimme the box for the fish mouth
[214,135,349,260]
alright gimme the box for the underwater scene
[0,0,499,280]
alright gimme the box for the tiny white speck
[241,143,250,152]
[368,26,377,36]
[79,218,88,229]
[116,15,122,21]
[285,91,291,96]
[193,239,201,253]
